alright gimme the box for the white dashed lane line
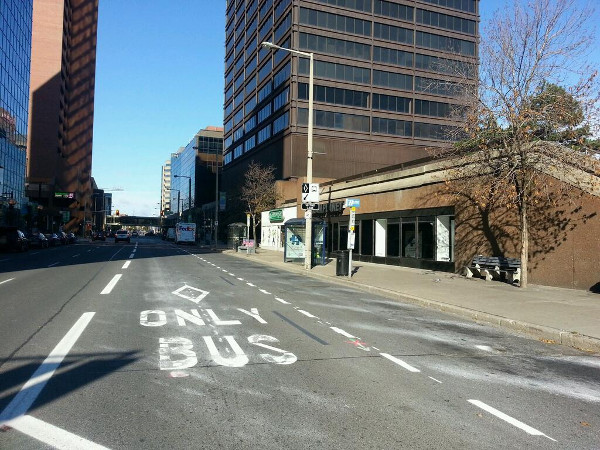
[298,309,317,318]
[330,327,357,338]
[100,274,122,295]
[48,262,59,267]
[72,254,80,258]
[468,400,555,441]
[122,261,131,269]
[379,353,421,373]
[0,278,15,286]
[274,297,290,304]
[258,289,271,295]
[129,253,135,259]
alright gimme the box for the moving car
[92,231,106,241]
[115,229,130,243]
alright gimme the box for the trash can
[336,250,349,276]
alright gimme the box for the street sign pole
[348,207,356,278]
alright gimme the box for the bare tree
[434,0,600,287]
[240,161,280,244]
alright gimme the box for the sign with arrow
[301,183,319,203]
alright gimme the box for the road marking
[0,258,10,262]
[468,400,556,441]
[0,278,14,286]
[5,415,109,450]
[246,282,255,287]
[48,262,59,267]
[237,277,244,281]
[259,289,271,295]
[429,376,443,384]
[100,274,122,295]
[380,353,420,373]
[228,273,235,276]
[298,309,317,318]
[330,327,357,338]
[172,285,209,303]
[31,252,40,255]
[129,253,135,259]
[475,345,493,352]
[72,254,80,258]
[0,312,95,423]
[274,297,290,304]
[122,261,131,269]
[132,249,137,253]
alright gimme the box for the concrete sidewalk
[223,247,600,354]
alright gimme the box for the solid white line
[6,415,109,450]
[0,312,95,423]
[100,274,122,295]
[380,353,420,373]
[0,278,14,286]
[122,261,131,269]
[259,289,272,295]
[428,376,443,384]
[468,400,555,441]
[274,297,290,304]
[330,327,357,338]
[48,262,59,267]
[298,310,317,318]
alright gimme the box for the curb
[224,250,600,354]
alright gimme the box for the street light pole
[262,41,314,270]
[214,150,219,251]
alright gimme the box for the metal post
[305,52,314,270]
[214,152,219,250]
[177,190,181,220]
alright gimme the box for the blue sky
[92,1,598,216]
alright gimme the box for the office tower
[0,0,33,222]
[26,0,99,232]
[222,0,479,189]
[169,126,224,217]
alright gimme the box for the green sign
[269,209,284,223]
[61,211,70,223]
[55,192,75,199]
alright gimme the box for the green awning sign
[269,209,284,222]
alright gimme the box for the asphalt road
[0,237,598,449]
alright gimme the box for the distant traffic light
[115,209,120,216]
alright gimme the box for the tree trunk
[519,198,529,288]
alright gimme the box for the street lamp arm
[261,41,313,58]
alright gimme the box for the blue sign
[346,198,360,208]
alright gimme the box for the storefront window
[418,218,435,259]
[360,219,373,255]
[387,223,400,256]
[340,224,348,249]
[401,222,416,257]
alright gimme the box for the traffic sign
[349,208,356,227]
[302,203,319,210]
[301,183,319,203]
[345,198,360,208]
[304,210,312,219]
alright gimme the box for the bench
[465,255,521,284]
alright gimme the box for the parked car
[57,231,68,245]
[28,232,49,249]
[67,232,77,244]
[115,229,130,243]
[45,233,61,246]
[0,227,29,252]
[92,231,106,241]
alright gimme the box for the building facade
[169,127,224,219]
[222,0,479,197]
[161,158,172,214]
[26,0,99,232]
[0,0,33,225]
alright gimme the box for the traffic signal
[115,209,119,216]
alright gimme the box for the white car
[114,230,130,243]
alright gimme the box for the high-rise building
[0,0,33,223]
[222,0,479,189]
[26,0,99,232]
[161,158,172,215]
[169,126,224,218]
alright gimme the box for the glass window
[310,0,371,13]
[373,46,413,67]
[387,223,400,257]
[373,70,413,90]
[418,219,435,259]
[416,31,475,56]
[299,59,370,84]
[374,22,414,45]
[360,219,373,255]
[374,0,413,21]
[299,32,370,61]
[401,222,416,258]
[419,0,476,14]
[299,7,371,37]
[272,111,289,134]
